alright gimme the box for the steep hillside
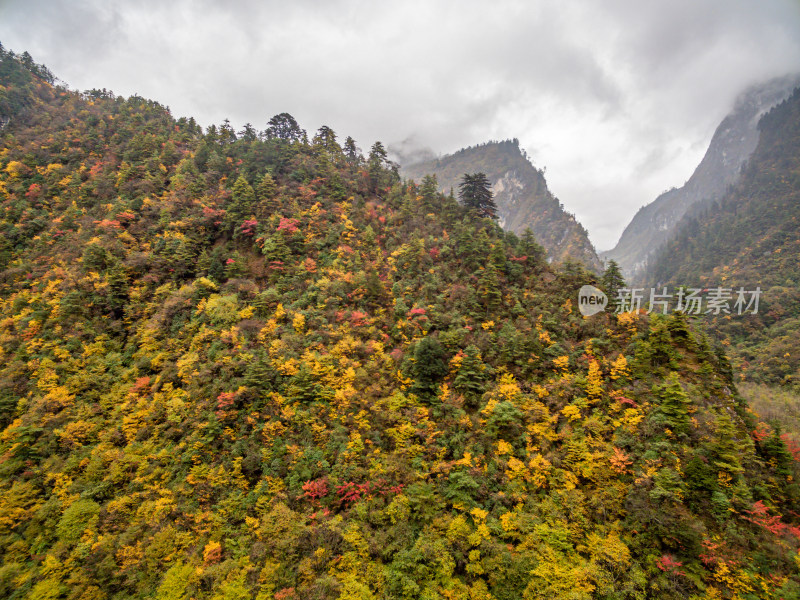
[646,87,800,389]
[2,46,800,600]
[603,74,800,281]
[402,140,603,272]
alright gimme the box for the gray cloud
[1,0,799,249]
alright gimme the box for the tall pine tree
[602,259,626,310]
[458,172,497,220]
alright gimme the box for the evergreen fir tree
[244,353,276,396]
[265,112,304,142]
[170,156,205,198]
[520,228,547,267]
[287,365,320,403]
[208,247,227,282]
[312,125,341,156]
[343,136,361,166]
[478,264,503,313]
[173,239,196,280]
[368,141,398,191]
[458,172,497,220]
[196,249,211,276]
[420,174,439,213]
[255,173,278,219]
[410,336,448,401]
[454,345,488,407]
[653,372,691,436]
[761,425,794,478]
[601,259,626,310]
[226,175,255,232]
[710,412,747,477]
[106,264,129,316]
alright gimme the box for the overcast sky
[2,0,800,250]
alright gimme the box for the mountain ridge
[602,73,800,281]
[644,86,800,388]
[401,140,603,272]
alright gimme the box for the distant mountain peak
[402,139,602,272]
[645,86,800,386]
[603,73,800,281]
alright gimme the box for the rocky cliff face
[401,139,603,272]
[602,73,800,281]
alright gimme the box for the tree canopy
[459,172,498,220]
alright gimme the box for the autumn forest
[1,45,800,600]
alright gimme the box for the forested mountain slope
[1,46,800,600]
[402,140,602,272]
[603,74,800,281]
[646,87,800,389]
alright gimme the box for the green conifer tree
[478,264,503,313]
[454,345,487,407]
[653,372,691,436]
[420,174,439,213]
[459,172,497,220]
[410,336,448,402]
[601,259,626,310]
[343,136,361,166]
[710,412,747,477]
[255,173,278,219]
[196,249,211,276]
[520,228,547,267]
[226,175,256,233]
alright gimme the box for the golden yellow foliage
[561,404,582,422]
[553,355,569,371]
[586,359,603,399]
[609,354,630,381]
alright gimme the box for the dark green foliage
[709,412,747,477]
[445,470,481,506]
[226,175,255,232]
[265,112,305,142]
[256,172,277,201]
[601,259,626,310]
[312,125,341,156]
[453,345,487,406]
[652,372,691,435]
[420,174,438,212]
[458,172,497,219]
[478,263,503,312]
[520,228,547,268]
[633,316,680,376]
[410,336,448,401]
[485,401,523,440]
[343,135,361,165]
[368,141,399,192]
